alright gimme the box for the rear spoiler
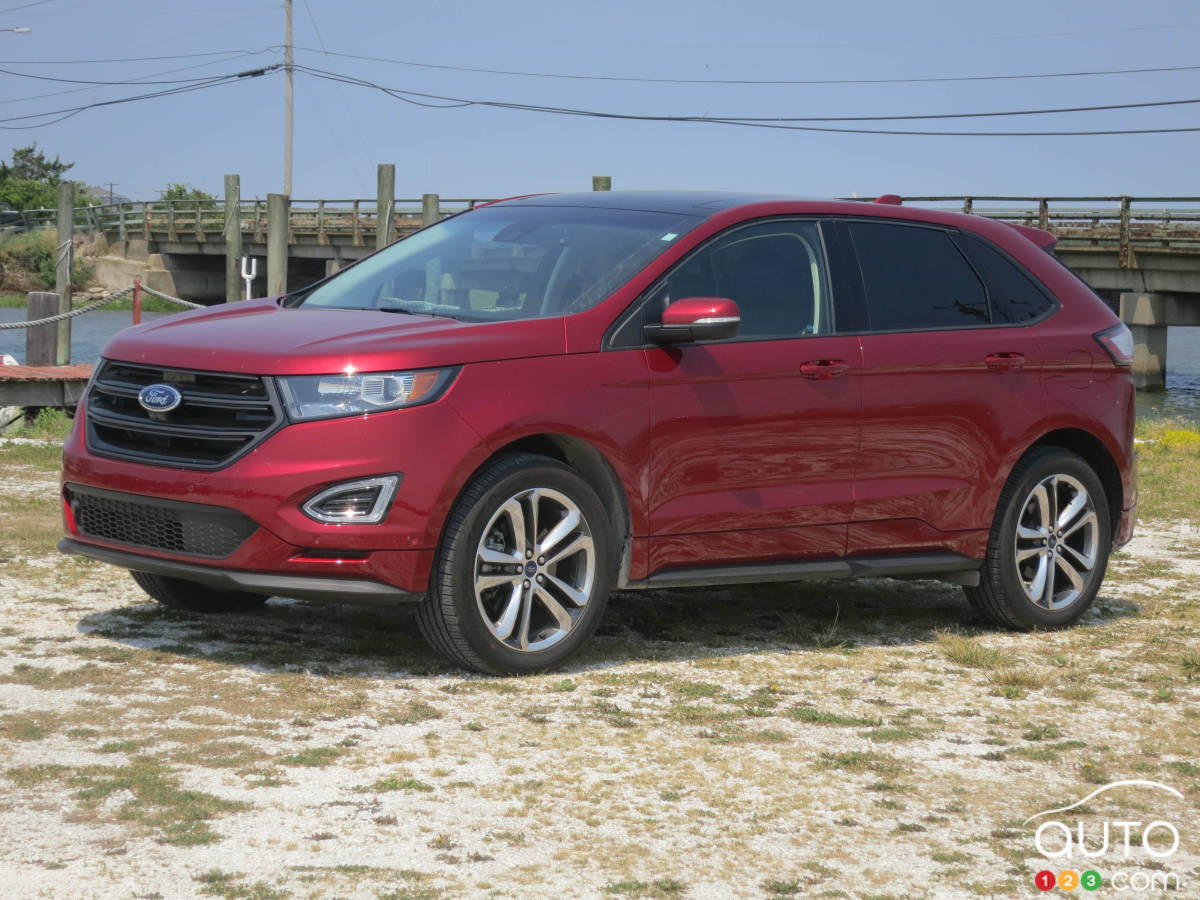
[1003,221,1056,250]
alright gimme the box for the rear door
[633,219,862,574]
[839,219,1048,558]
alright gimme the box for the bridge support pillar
[1120,293,1167,391]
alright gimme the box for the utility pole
[105,182,118,203]
[283,0,293,196]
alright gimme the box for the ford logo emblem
[137,384,183,413]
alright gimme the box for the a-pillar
[1119,292,1167,391]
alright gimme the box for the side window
[848,221,988,331]
[659,220,832,339]
[958,233,1056,324]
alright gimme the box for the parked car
[59,192,1136,673]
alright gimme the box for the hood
[101,298,567,375]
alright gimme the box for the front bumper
[59,538,424,606]
[61,392,486,594]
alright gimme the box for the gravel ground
[0,453,1197,899]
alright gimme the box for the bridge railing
[897,196,1200,266]
[6,197,496,243]
[10,196,1200,266]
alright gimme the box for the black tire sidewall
[991,450,1111,629]
[435,458,613,673]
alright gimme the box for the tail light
[1094,323,1133,367]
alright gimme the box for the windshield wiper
[378,305,459,320]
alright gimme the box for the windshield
[294,204,702,320]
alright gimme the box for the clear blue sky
[1,0,1197,202]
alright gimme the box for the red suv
[60,192,1137,673]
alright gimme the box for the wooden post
[26,291,59,367]
[224,174,242,304]
[422,193,439,227]
[267,192,290,297]
[132,279,142,325]
[54,182,74,365]
[118,204,127,242]
[377,164,396,250]
[317,199,327,245]
[1119,195,1132,269]
[1037,198,1049,231]
[352,199,362,246]
[962,197,973,215]
[592,176,611,192]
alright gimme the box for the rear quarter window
[957,232,1057,324]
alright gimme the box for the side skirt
[623,552,981,590]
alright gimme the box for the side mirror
[644,297,741,344]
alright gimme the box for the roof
[498,191,796,215]
[490,190,1057,249]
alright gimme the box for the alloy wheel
[473,487,596,652]
[1013,473,1100,610]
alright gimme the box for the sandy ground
[0,454,1196,898]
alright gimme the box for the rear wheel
[416,453,613,674]
[131,571,269,614]
[965,447,1110,630]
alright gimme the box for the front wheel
[965,447,1111,630]
[131,571,269,614]
[416,453,613,674]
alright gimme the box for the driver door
[641,219,862,574]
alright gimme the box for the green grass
[278,746,345,767]
[1135,419,1200,520]
[936,633,1013,669]
[69,756,251,845]
[788,707,881,727]
[0,290,180,312]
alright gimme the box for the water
[0,308,175,366]
[3,308,1199,424]
[1135,327,1200,425]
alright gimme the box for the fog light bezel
[301,475,401,525]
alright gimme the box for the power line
[290,46,1200,87]
[0,65,279,129]
[299,0,374,194]
[0,64,273,86]
[0,47,274,65]
[657,19,1200,48]
[3,57,1196,138]
[0,50,266,106]
[0,0,54,14]
[294,65,1200,134]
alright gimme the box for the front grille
[86,361,283,469]
[67,485,257,559]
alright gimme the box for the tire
[416,453,614,674]
[965,447,1111,630]
[131,571,269,614]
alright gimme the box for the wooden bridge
[9,186,1200,389]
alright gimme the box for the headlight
[277,367,458,422]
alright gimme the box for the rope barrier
[138,285,204,309]
[0,286,133,330]
[0,284,203,330]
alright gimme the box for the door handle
[985,352,1026,372]
[800,359,850,381]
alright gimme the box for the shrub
[0,228,92,291]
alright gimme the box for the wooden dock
[0,364,93,407]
